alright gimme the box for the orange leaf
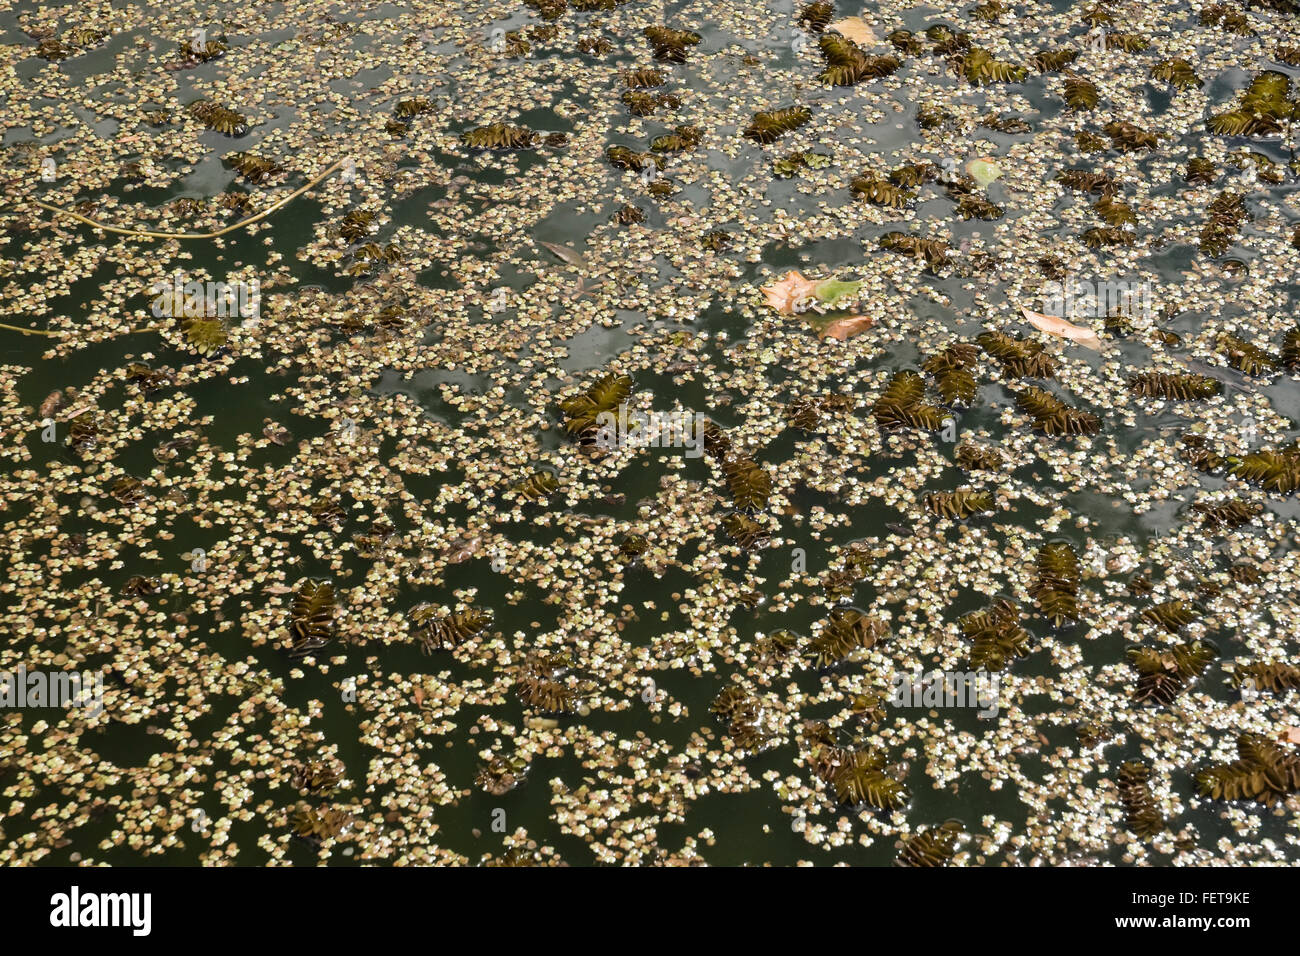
[759,270,820,315]
[1020,306,1104,351]
[811,314,875,342]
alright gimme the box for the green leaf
[812,278,863,306]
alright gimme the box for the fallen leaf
[966,157,1002,188]
[829,17,877,45]
[538,240,587,269]
[413,686,425,707]
[38,390,64,419]
[1021,306,1104,351]
[1281,726,1300,744]
[760,270,821,315]
[807,313,875,342]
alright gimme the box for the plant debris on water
[0,0,1298,871]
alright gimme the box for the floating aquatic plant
[774,151,831,177]
[188,99,248,136]
[182,317,229,357]
[808,608,888,666]
[511,470,559,500]
[954,47,1027,85]
[516,653,581,713]
[560,371,633,442]
[1230,443,1300,494]
[851,175,914,208]
[606,145,660,172]
[979,331,1057,379]
[831,749,909,808]
[1283,328,1300,371]
[1034,48,1078,72]
[888,29,926,55]
[644,25,701,62]
[1015,387,1101,436]
[924,489,992,520]
[1200,192,1249,256]
[722,513,769,550]
[922,344,979,406]
[576,35,611,56]
[1234,662,1300,694]
[288,579,335,658]
[722,455,772,511]
[817,33,900,86]
[798,0,835,33]
[1195,733,1300,805]
[1217,332,1277,376]
[409,605,492,653]
[1128,640,1215,704]
[292,761,341,796]
[1030,542,1080,626]
[1127,371,1222,400]
[890,162,939,188]
[290,804,350,842]
[954,194,1004,220]
[1104,121,1158,152]
[1192,498,1261,529]
[1151,58,1202,90]
[611,204,645,225]
[1062,75,1098,111]
[623,67,664,87]
[1116,762,1164,839]
[896,821,964,866]
[955,442,1004,472]
[963,598,1031,671]
[224,151,285,184]
[1141,600,1200,634]
[873,371,945,431]
[743,107,811,144]
[650,125,702,152]
[1209,71,1292,137]
[1055,168,1119,196]
[1089,195,1135,229]
[878,232,949,270]
[462,124,539,149]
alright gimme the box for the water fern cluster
[1127,640,1215,704]
[288,579,335,658]
[743,106,811,144]
[1195,733,1300,805]
[817,32,900,86]
[962,598,1031,671]
[1116,762,1164,839]
[1029,542,1080,626]
[1015,386,1101,436]
[873,371,946,431]
[408,605,492,653]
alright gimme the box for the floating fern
[743,106,811,144]
[962,598,1030,671]
[895,821,964,866]
[1029,542,1080,626]
[1195,733,1300,805]
[289,580,336,657]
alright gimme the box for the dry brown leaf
[811,314,875,342]
[760,269,820,315]
[1021,306,1104,351]
[829,17,877,45]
